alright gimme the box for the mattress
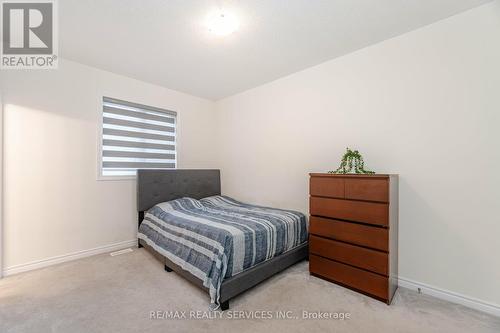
[138,195,307,307]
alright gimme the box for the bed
[137,169,308,310]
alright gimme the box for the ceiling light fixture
[206,10,239,36]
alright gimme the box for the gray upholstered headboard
[137,169,221,213]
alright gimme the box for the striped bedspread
[138,195,307,307]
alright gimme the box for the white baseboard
[398,276,500,317]
[2,244,499,318]
[2,239,138,277]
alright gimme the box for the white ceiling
[60,0,491,100]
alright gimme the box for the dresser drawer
[309,236,388,275]
[345,178,388,203]
[310,197,388,226]
[310,254,388,300]
[310,177,344,199]
[309,216,388,251]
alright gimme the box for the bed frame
[137,169,308,311]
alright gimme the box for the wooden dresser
[308,173,398,304]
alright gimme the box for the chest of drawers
[308,173,398,304]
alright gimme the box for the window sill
[97,175,136,181]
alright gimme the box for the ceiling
[60,0,491,100]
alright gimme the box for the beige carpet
[1,248,499,333]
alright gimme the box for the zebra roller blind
[101,97,177,177]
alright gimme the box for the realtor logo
[1,0,58,69]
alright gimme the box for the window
[100,97,177,178]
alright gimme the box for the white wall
[0,92,3,278]
[0,59,216,271]
[215,2,500,307]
